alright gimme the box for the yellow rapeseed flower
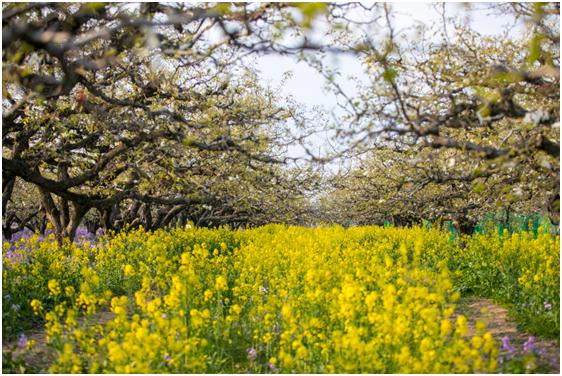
[48,279,61,296]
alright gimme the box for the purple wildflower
[501,336,516,355]
[247,347,257,361]
[75,226,91,238]
[523,336,536,353]
[544,302,552,311]
[4,226,104,257]
[74,226,98,247]
[17,334,27,349]
[8,228,34,244]
[164,353,172,366]
[39,228,53,242]
[268,362,278,372]
[3,250,24,265]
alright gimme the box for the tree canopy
[316,3,559,229]
[2,2,559,239]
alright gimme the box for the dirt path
[456,296,560,374]
[2,311,115,373]
[3,327,53,373]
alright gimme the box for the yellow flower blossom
[215,275,228,291]
[30,299,43,315]
[122,264,135,277]
[48,279,61,296]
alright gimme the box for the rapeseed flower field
[2,225,559,373]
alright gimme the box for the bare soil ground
[2,311,115,373]
[456,296,560,374]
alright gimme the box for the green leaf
[527,34,543,64]
[85,3,106,12]
[212,3,231,15]
[382,68,398,83]
[472,182,486,194]
[294,2,327,28]
[478,105,491,118]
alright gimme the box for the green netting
[417,212,558,238]
[473,211,558,237]
[441,220,458,243]
[473,224,483,234]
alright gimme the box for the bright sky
[250,2,525,161]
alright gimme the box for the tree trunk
[39,212,48,234]
[110,204,122,231]
[2,175,16,215]
[58,167,71,230]
[39,188,63,244]
[142,204,153,230]
[547,192,560,226]
[161,205,185,228]
[63,202,89,240]
[102,208,112,231]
